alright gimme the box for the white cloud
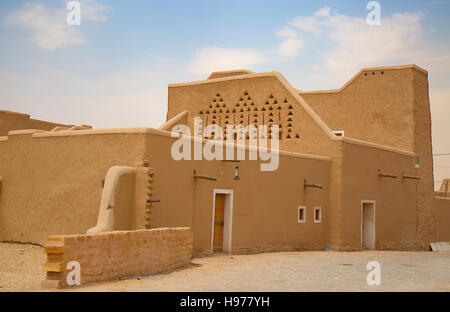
[277,38,303,57]
[322,11,426,82]
[79,0,110,22]
[281,7,450,189]
[276,27,299,38]
[188,46,265,75]
[289,15,326,35]
[314,7,331,17]
[3,1,109,50]
[276,27,303,57]
[284,7,449,86]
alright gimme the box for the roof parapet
[299,64,428,95]
[207,70,255,80]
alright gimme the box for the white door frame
[361,200,376,250]
[211,189,234,254]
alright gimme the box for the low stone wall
[41,227,193,289]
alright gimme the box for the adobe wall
[0,122,331,254]
[0,129,147,245]
[300,67,420,151]
[166,71,424,251]
[434,197,450,242]
[167,73,334,156]
[340,140,418,250]
[0,110,67,136]
[142,132,331,255]
[167,73,343,250]
[42,227,193,289]
[412,70,436,248]
[143,128,419,252]
[207,70,254,80]
[301,66,435,249]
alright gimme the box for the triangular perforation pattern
[195,91,299,142]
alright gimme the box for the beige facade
[0,110,68,136]
[0,64,449,255]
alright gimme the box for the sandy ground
[0,243,46,292]
[66,251,450,292]
[1,242,449,292]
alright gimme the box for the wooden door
[213,194,225,252]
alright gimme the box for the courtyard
[1,243,449,292]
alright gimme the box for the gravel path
[0,243,46,292]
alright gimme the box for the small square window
[333,131,344,137]
[314,207,322,223]
[298,206,306,223]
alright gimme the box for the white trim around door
[211,189,234,254]
[361,200,376,250]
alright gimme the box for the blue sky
[1,0,450,187]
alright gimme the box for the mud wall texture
[167,73,340,252]
[1,65,439,254]
[143,132,331,255]
[340,141,418,251]
[42,227,193,289]
[0,129,146,244]
[0,126,331,253]
[434,197,450,241]
[0,110,67,136]
[167,73,334,157]
[165,69,424,251]
[301,66,435,249]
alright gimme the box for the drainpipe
[86,166,136,234]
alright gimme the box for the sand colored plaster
[0,110,68,136]
[434,196,450,241]
[0,130,147,244]
[207,70,255,80]
[0,64,448,255]
[87,166,136,234]
[165,64,444,251]
[42,228,193,289]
